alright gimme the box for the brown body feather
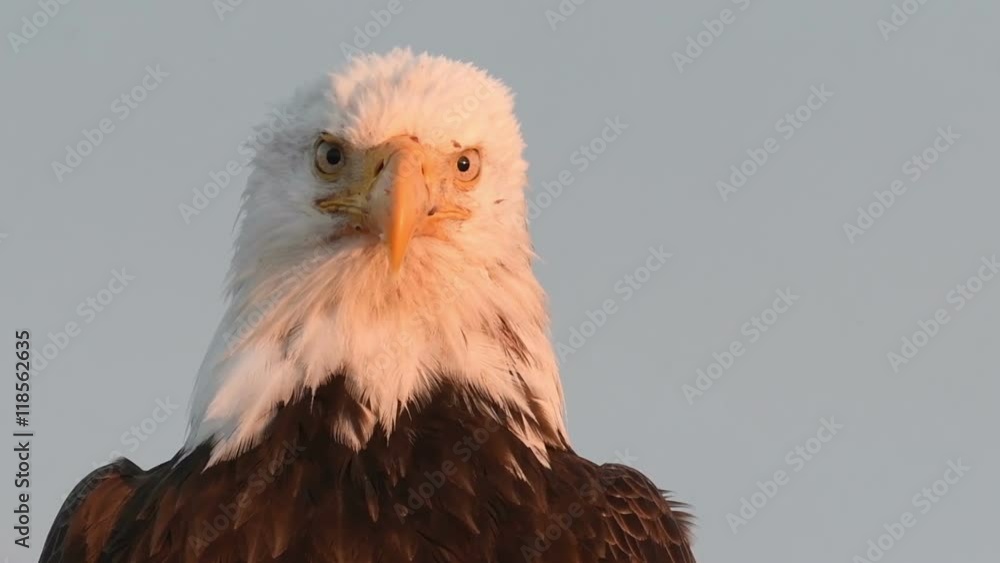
[40,376,695,562]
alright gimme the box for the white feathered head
[187,49,568,465]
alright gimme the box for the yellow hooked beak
[315,136,471,272]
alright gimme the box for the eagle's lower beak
[315,136,469,273]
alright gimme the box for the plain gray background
[2,1,998,561]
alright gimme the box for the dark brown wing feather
[594,463,696,562]
[39,458,142,563]
[38,378,696,562]
[528,451,696,563]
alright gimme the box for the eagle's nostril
[374,160,386,176]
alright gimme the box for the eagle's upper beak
[315,136,470,272]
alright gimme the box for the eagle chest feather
[42,376,694,562]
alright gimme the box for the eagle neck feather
[184,241,569,466]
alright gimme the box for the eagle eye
[454,148,481,185]
[314,136,346,177]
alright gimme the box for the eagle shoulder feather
[39,458,142,563]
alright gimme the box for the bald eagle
[41,49,696,563]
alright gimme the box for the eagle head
[186,49,568,465]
